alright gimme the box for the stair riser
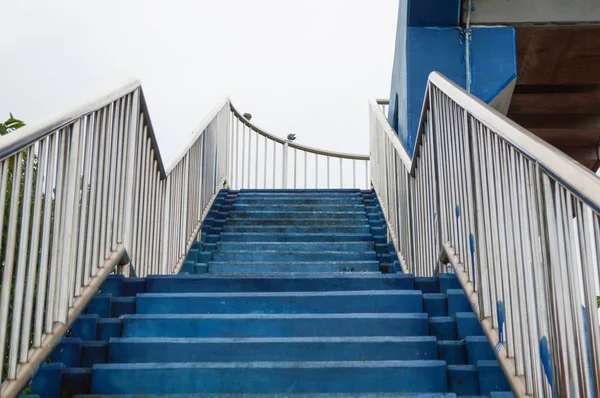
[135,291,423,315]
[216,242,374,252]
[211,252,377,262]
[122,315,429,338]
[145,275,415,293]
[221,226,373,234]
[229,212,367,220]
[232,205,366,212]
[218,233,373,242]
[109,338,438,363]
[208,262,381,273]
[91,362,447,395]
[223,219,370,226]
[233,200,365,207]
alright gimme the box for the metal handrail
[0,79,371,397]
[370,71,600,397]
[229,103,369,190]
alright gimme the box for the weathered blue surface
[466,336,497,364]
[446,289,471,315]
[72,394,459,398]
[423,293,447,317]
[30,189,512,396]
[122,313,430,338]
[208,261,381,273]
[447,364,479,395]
[478,360,512,395]
[135,290,423,314]
[109,336,438,363]
[91,361,448,394]
[456,312,485,339]
[146,274,416,293]
[437,340,466,365]
[388,0,516,156]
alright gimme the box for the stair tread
[125,313,428,319]
[111,336,437,343]
[138,290,420,297]
[94,360,447,369]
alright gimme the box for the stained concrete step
[232,204,366,212]
[235,191,363,197]
[224,218,370,226]
[221,225,372,234]
[145,274,414,293]
[215,241,374,252]
[211,251,377,262]
[122,313,429,338]
[135,291,422,314]
[76,394,459,398]
[207,261,381,273]
[228,211,367,220]
[233,198,365,205]
[218,232,373,242]
[108,336,438,363]
[90,360,447,395]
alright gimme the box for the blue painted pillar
[388,0,517,156]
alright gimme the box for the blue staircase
[29,190,513,397]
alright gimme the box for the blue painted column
[388,0,517,156]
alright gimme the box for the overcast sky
[1,0,398,161]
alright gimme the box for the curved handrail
[230,102,369,161]
[370,71,600,397]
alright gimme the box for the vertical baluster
[327,156,330,189]
[304,151,307,189]
[272,141,276,188]
[263,135,267,189]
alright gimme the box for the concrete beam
[465,0,600,24]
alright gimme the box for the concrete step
[235,191,362,197]
[221,225,372,234]
[233,199,365,206]
[207,261,381,273]
[228,211,367,220]
[218,232,373,242]
[145,274,415,293]
[224,218,370,226]
[232,204,366,212]
[76,394,459,398]
[215,241,374,252]
[135,291,422,315]
[108,336,438,363]
[122,313,429,338]
[211,251,377,262]
[90,360,447,395]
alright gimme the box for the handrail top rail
[372,71,600,213]
[230,102,369,161]
[0,78,141,163]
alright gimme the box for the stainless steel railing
[370,72,600,397]
[0,80,369,397]
[229,104,370,190]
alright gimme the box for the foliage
[0,113,25,136]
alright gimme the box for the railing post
[283,141,289,189]
[428,85,444,271]
[122,89,140,259]
[161,178,171,274]
[58,120,83,324]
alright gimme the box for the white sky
[1,0,398,162]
